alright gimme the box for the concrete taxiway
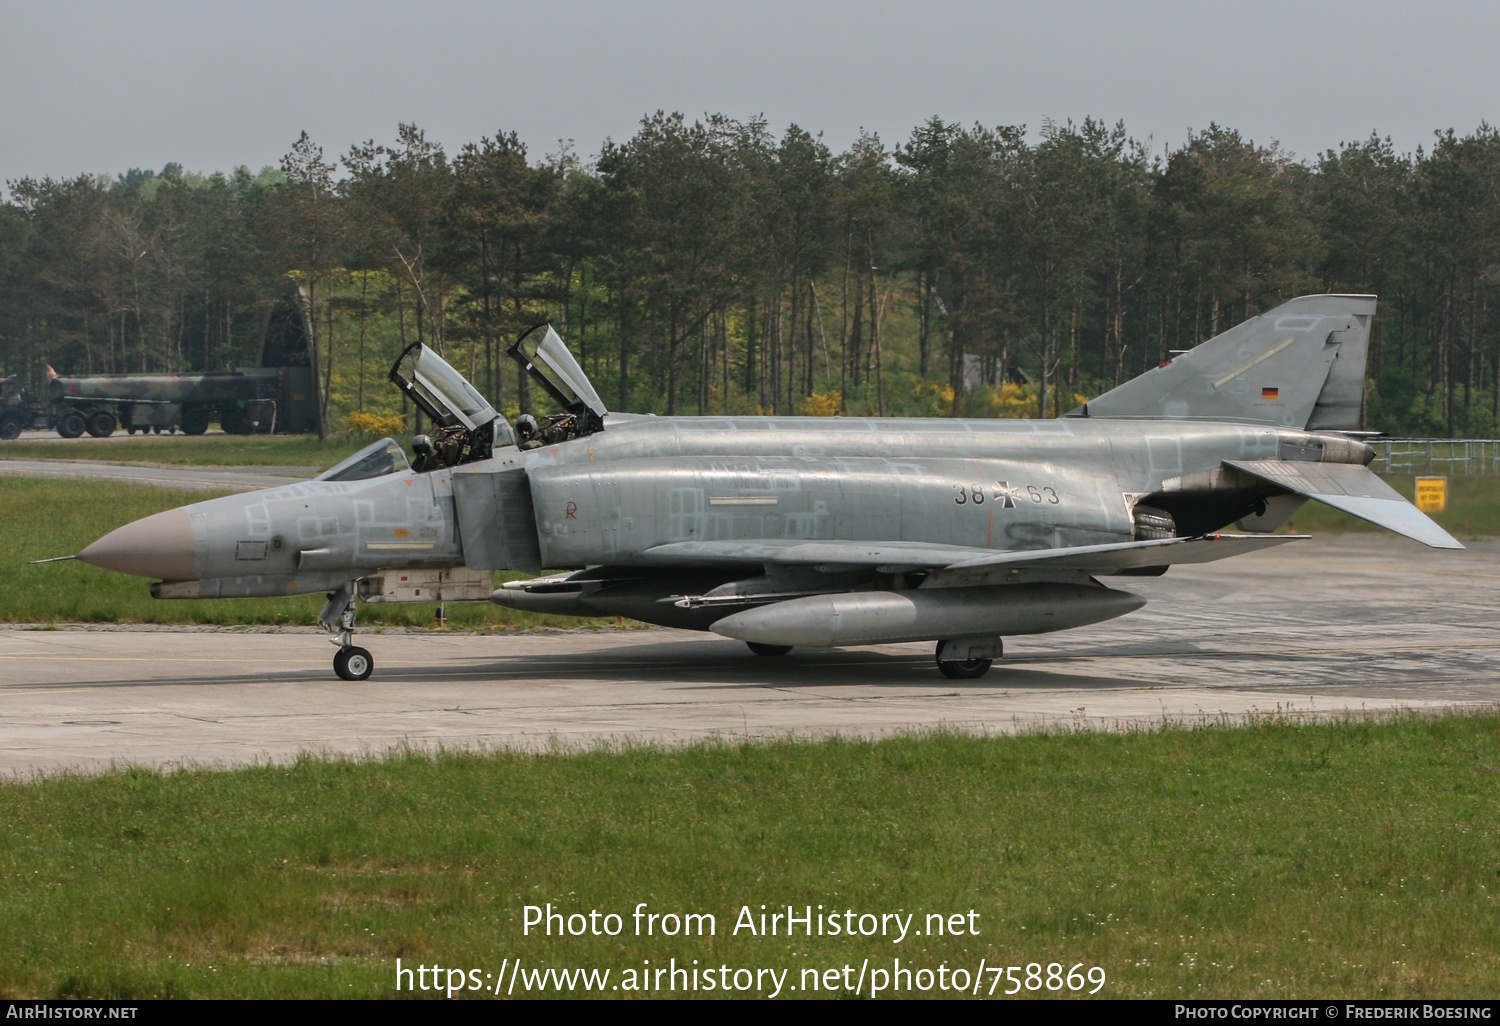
[1,535,1495,776]
[0,457,308,492]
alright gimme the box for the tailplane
[1072,294,1376,430]
[1227,459,1463,549]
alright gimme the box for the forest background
[3,113,1498,439]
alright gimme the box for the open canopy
[508,324,607,436]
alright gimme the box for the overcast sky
[3,0,1497,190]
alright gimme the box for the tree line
[3,114,1499,437]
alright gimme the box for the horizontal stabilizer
[645,533,1304,573]
[1225,460,1463,549]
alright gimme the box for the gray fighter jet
[76,294,1460,680]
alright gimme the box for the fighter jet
[75,293,1461,680]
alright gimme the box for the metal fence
[1368,438,1500,476]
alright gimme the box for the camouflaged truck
[0,376,49,439]
[15,282,321,440]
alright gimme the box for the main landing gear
[935,637,1002,680]
[321,585,374,681]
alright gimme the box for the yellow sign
[1415,476,1447,513]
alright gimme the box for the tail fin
[1072,294,1376,430]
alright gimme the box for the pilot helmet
[516,414,538,441]
[412,433,433,456]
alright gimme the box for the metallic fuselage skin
[126,415,1351,605]
[511,415,1298,566]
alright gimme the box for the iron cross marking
[994,481,1019,508]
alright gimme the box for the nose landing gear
[321,584,375,681]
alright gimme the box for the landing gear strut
[321,584,374,681]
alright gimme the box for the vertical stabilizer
[1072,294,1376,429]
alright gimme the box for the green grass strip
[0,715,1496,998]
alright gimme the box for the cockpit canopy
[383,327,606,467]
[316,436,410,482]
[388,343,514,468]
[508,324,608,438]
[391,342,502,432]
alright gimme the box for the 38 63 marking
[953,481,1060,507]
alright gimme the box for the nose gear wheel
[334,646,374,681]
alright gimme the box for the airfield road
[1,536,1495,776]
[0,457,307,491]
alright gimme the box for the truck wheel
[57,412,86,438]
[86,410,117,438]
[181,410,210,435]
[0,415,22,440]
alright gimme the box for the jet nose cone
[78,508,196,580]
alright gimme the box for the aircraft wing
[939,533,1303,570]
[643,533,1303,573]
[643,539,997,569]
[1224,460,1463,549]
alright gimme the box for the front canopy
[315,437,410,482]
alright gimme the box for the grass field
[0,478,604,629]
[0,714,1495,999]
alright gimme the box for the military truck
[0,376,49,439]
[7,281,322,440]
[48,366,293,436]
